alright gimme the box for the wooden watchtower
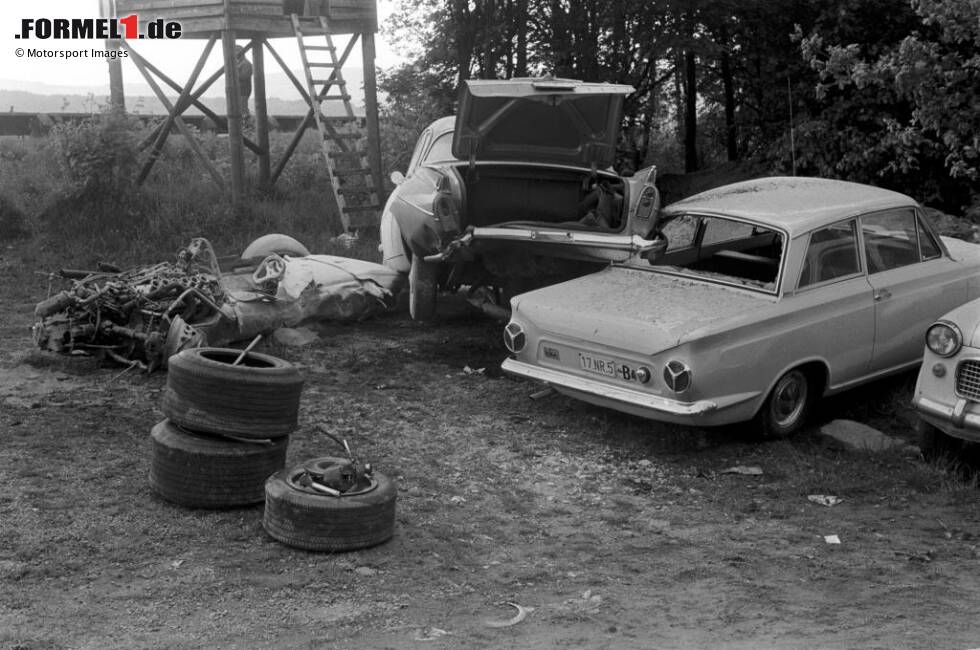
[100,0,383,232]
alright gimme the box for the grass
[0,113,385,270]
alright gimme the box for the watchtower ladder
[292,14,379,235]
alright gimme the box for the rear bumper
[502,358,732,425]
[912,393,980,443]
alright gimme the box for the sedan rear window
[654,214,783,291]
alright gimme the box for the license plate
[579,353,638,382]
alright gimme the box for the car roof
[428,115,456,136]
[662,177,918,237]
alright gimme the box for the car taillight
[663,360,692,393]
[504,322,526,353]
[433,193,460,233]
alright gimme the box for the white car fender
[379,210,411,274]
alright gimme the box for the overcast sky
[0,0,406,92]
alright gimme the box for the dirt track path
[3,258,980,649]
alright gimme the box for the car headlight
[663,360,692,393]
[926,321,962,357]
[504,322,526,354]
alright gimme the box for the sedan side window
[918,213,942,260]
[424,133,455,164]
[862,210,920,274]
[799,220,860,288]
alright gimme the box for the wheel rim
[770,370,808,428]
[286,467,378,497]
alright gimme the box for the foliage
[796,0,980,209]
[48,110,141,203]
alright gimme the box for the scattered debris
[413,627,451,642]
[354,566,378,577]
[462,365,485,375]
[720,465,763,476]
[484,602,533,628]
[824,535,841,545]
[808,495,842,507]
[272,326,319,347]
[31,237,403,371]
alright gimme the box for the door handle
[874,288,892,301]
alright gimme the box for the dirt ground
[3,251,980,650]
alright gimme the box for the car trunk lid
[452,78,634,170]
[512,266,774,355]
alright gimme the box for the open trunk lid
[452,78,634,170]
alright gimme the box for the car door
[862,208,968,372]
[793,219,876,384]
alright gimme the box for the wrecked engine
[32,239,223,371]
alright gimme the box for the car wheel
[409,255,438,321]
[149,419,289,508]
[262,462,397,552]
[162,347,305,439]
[755,368,813,438]
[917,419,962,460]
[241,233,310,259]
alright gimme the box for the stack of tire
[149,347,304,509]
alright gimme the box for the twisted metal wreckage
[32,238,403,371]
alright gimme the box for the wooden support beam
[134,42,263,157]
[138,36,216,184]
[124,42,225,190]
[361,31,384,204]
[100,0,124,112]
[222,22,245,203]
[252,37,271,189]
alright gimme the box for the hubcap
[771,370,807,427]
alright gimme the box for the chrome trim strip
[501,358,718,416]
[469,227,660,252]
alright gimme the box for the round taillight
[504,322,526,354]
[663,360,691,393]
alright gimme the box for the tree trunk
[684,50,698,172]
[720,46,737,161]
[515,0,528,76]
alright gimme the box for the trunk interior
[456,165,627,231]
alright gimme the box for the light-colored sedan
[501,177,980,437]
[912,298,980,454]
[379,78,665,320]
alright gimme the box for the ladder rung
[308,63,339,68]
[304,45,336,51]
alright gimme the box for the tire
[263,461,397,552]
[917,418,962,460]
[241,233,310,259]
[408,255,438,321]
[149,419,289,508]
[754,368,814,438]
[162,348,304,439]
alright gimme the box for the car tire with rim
[162,348,304,439]
[917,418,962,460]
[149,419,289,508]
[409,255,438,321]
[262,461,397,552]
[754,368,814,438]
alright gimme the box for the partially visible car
[501,177,980,437]
[379,77,665,320]
[912,299,980,456]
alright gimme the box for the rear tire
[149,419,289,508]
[263,463,397,552]
[409,255,438,321]
[162,347,304,439]
[754,368,814,438]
